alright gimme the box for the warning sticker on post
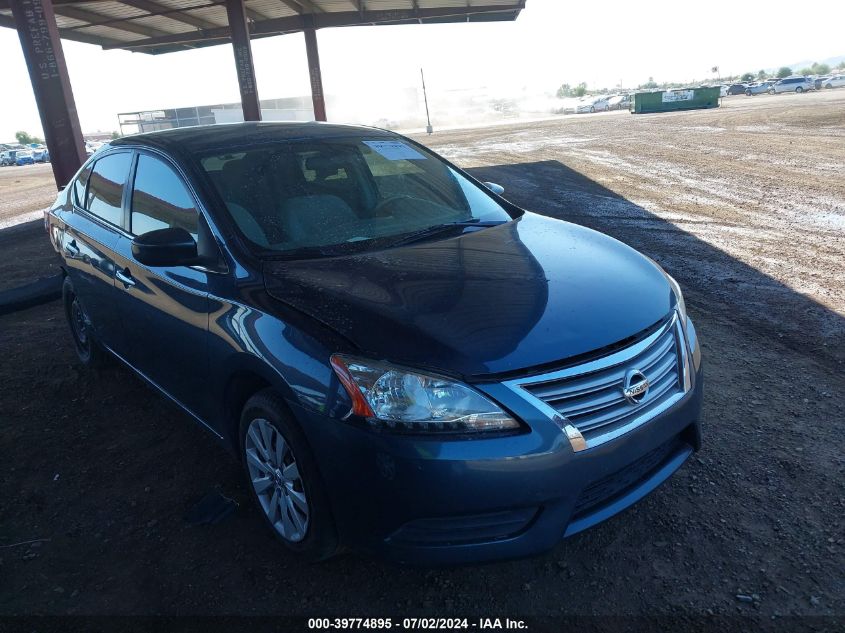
[363,140,426,161]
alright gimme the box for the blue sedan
[46,123,703,564]
[15,151,34,166]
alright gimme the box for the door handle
[64,239,80,256]
[116,268,136,288]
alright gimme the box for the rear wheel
[62,277,106,367]
[796,86,803,93]
[589,106,595,113]
[240,390,338,560]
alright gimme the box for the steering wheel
[372,195,414,216]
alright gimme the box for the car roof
[110,121,396,156]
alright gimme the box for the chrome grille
[505,313,689,449]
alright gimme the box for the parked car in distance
[726,83,747,95]
[769,77,814,93]
[15,151,34,166]
[85,141,105,157]
[606,94,631,110]
[32,147,50,163]
[0,151,13,166]
[823,75,845,89]
[718,85,728,97]
[577,96,609,113]
[745,81,774,95]
[48,123,703,565]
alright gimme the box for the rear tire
[62,277,106,368]
[239,389,339,561]
[796,86,803,93]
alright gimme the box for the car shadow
[466,160,845,368]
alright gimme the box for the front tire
[240,390,338,561]
[796,86,803,93]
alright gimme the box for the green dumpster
[630,87,720,114]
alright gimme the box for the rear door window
[130,154,199,239]
[72,163,92,208]
[85,152,132,227]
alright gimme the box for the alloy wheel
[245,417,310,542]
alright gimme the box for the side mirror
[484,182,505,196]
[131,227,198,267]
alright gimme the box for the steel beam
[10,0,85,189]
[303,26,325,121]
[225,0,261,121]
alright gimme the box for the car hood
[263,212,674,379]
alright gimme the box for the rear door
[111,151,214,420]
[61,151,133,353]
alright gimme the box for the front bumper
[294,324,704,566]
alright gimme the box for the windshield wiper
[388,219,506,248]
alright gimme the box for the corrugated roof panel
[76,24,146,41]
[54,15,89,29]
[152,0,222,10]
[184,5,230,27]
[315,0,360,12]
[468,0,522,6]
[73,1,149,20]
[132,15,195,34]
[247,0,298,18]
[0,0,523,51]
[417,0,474,8]
[355,0,415,10]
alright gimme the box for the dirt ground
[0,162,57,229]
[0,91,843,621]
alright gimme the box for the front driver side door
[112,151,215,422]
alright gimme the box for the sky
[1,0,843,141]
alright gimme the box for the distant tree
[810,62,830,75]
[574,82,588,97]
[556,83,573,98]
[111,131,121,140]
[776,66,792,78]
[639,76,659,89]
[15,131,42,145]
[757,69,767,79]
[838,61,845,70]
[741,72,755,82]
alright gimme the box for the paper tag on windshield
[363,140,426,161]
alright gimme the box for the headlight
[330,355,520,433]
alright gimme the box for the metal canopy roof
[0,0,525,54]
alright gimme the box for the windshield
[199,136,514,256]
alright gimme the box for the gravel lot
[1,91,843,622]
[0,162,56,229]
